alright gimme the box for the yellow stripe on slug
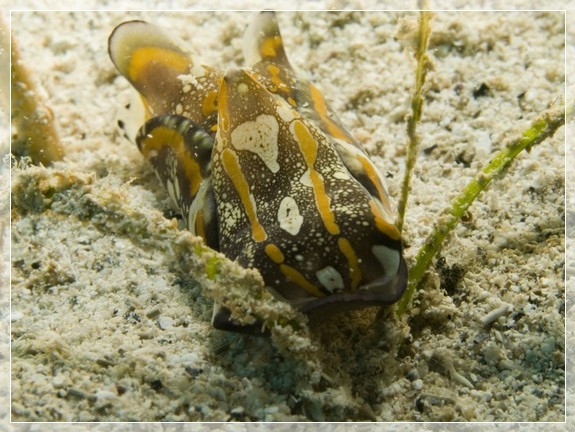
[265,243,285,264]
[280,264,326,298]
[265,244,324,297]
[266,64,290,93]
[338,237,362,291]
[308,84,353,143]
[139,125,203,196]
[217,76,231,133]
[369,201,401,241]
[358,155,392,211]
[129,47,189,83]
[201,90,218,118]
[293,121,340,236]
[194,211,206,240]
[266,64,280,75]
[221,148,267,242]
[260,35,283,59]
[139,95,153,121]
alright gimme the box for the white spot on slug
[371,245,400,283]
[299,169,312,187]
[275,101,296,123]
[277,196,303,235]
[231,114,280,173]
[237,82,249,94]
[334,171,350,181]
[316,266,344,293]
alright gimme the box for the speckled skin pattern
[108,11,407,329]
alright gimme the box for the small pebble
[406,368,420,381]
[450,369,474,389]
[96,390,116,401]
[461,404,476,420]
[483,343,503,365]
[95,390,117,409]
[480,304,510,326]
[412,379,424,390]
[52,375,68,388]
[264,406,279,414]
[230,406,245,415]
[158,316,174,330]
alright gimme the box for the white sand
[4,0,570,429]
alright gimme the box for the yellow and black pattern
[136,115,219,249]
[109,12,407,331]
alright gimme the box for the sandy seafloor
[2,0,573,430]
